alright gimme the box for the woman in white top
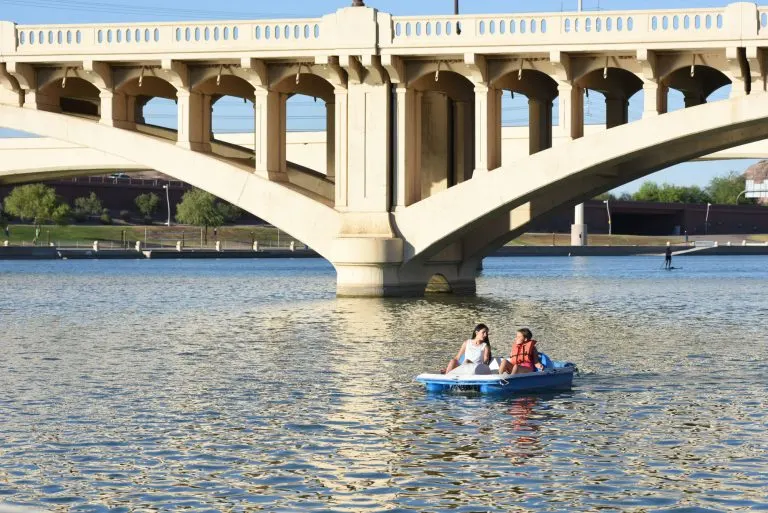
[442,323,492,374]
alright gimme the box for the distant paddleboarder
[664,244,672,270]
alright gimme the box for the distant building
[744,161,768,206]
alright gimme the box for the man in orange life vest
[499,328,545,375]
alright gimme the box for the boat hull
[416,367,575,395]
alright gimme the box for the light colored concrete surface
[2,2,767,295]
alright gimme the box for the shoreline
[2,244,768,260]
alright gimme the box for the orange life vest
[510,340,538,367]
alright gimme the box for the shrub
[119,210,131,222]
[99,208,112,225]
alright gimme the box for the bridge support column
[176,89,211,151]
[326,101,335,178]
[99,90,130,128]
[558,82,587,246]
[528,97,553,154]
[473,84,502,174]
[393,85,420,208]
[253,86,287,180]
[683,92,706,108]
[642,80,668,118]
[421,92,451,198]
[606,96,629,128]
[453,100,473,184]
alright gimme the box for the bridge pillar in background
[253,86,287,180]
[473,83,502,174]
[420,91,451,198]
[453,100,473,184]
[98,90,131,128]
[557,81,587,246]
[176,89,211,152]
[606,95,629,128]
[325,101,335,179]
[393,85,420,208]
[528,97,553,154]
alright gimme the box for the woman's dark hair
[517,328,533,341]
[472,323,489,343]
[472,323,492,364]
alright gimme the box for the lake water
[1,256,767,512]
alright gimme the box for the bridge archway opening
[142,97,178,134]
[272,73,335,180]
[494,69,557,155]
[38,77,100,117]
[411,70,475,200]
[664,65,731,112]
[425,273,452,294]
[578,67,643,128]
[116,76,178,138]
[193,75,256,155]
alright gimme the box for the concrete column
[99,90,129,128]
[473,84,502,174]
[605,96,629,128]
[253,86,286,180]
[683,92,706,107]
[23,90,60,112]
[326,101,335,179]
[421,91,451,199]
[127,95,148,124]
[558,82,587,245]
[343,82,391,212]
[558,83,584,139]
[393,85,419,208]
[452,100,473,184]
[642,80,668,118]
[334,87,349,207]
[528,97,553,154]
[176,89,210,151]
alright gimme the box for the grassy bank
[4,224,765,248]
[1,224,297,249]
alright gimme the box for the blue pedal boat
[415,353,577,395]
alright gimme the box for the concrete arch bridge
[2,2,768,295]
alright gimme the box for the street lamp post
[603,199,612,237]
[704,202,711,235]
[162,184,171,227]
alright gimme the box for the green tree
[135,192,160,222]
[706,171,749,205]
[3,184,70,239]
[216,200,243,223]
[593,192,616,201]
[175,189,225,243]
[633,181,710,204]
[633,181,661,202]
[73,192,103,220]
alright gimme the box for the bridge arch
[37,76,101,117]
[392,93,768,270]
[0,104,340,259]
[663,64,731,107]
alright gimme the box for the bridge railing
[9,17,328,57]
[385,7,734,49]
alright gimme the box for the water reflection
[0,257,767,512]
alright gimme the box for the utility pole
[454,0,461,35]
